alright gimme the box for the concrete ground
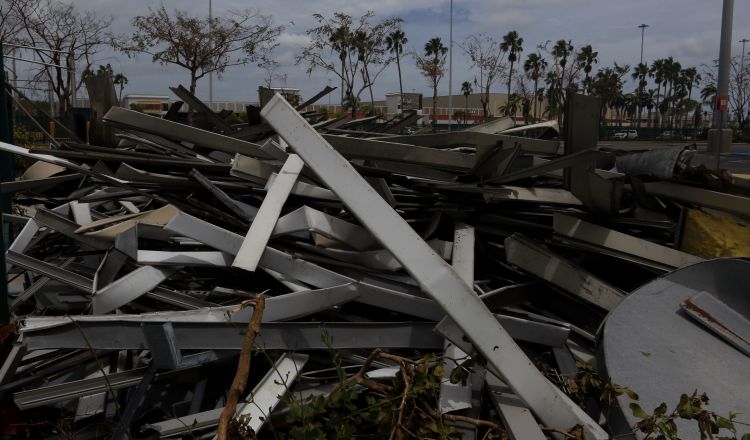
[599,140,750,175]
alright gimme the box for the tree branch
[217,293,267,440]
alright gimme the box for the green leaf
[654,403,668,417]
[741,434,750,440]
[630,402,649,419]
[716,416,734,430]
[677,393,694,418]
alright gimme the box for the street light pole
[638,23,648,65]
[447,0,453,132]
[741,38,748,129]
[712,0,734,169]
[637,24,648,127]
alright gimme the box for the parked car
[656,130,690,140]
[613,129,638,140]
[656,130,678,140]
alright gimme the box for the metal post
[447,0,453,132]
[208,0,213,109]
[713,0,734,169]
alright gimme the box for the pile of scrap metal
[1,89,749,440]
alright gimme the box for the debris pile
[1,89,749,439]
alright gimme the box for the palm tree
[663,57,681,127]
[650,59,665,127]
[700,83,717,105]
[681,67,700,103]
[499,93,523,117]
[550,39,573,123]
[461,80,472,125]
[524,53,547,120]
[576,45,598,93]
[385,30,408,112]
[591,65,628,128]
[631,63,649,127]
[424,37,448,129]
[330,25,351,104]
[500,31,523,115]
[644,88,656,127]
[113,73,128,104]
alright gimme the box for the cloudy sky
[18,0,750,104]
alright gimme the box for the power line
[4,55,71,70]
[4,42,68,54]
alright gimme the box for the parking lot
[601,140,750,174]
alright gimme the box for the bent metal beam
[260,93,608,439]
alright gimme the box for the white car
[613,129,638,140]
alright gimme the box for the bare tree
[462,34,506,121]
[513,72,534,123]
[118,5,283,97]
[259,59,280,89]
[9,0,112,119]
[703,57,750,132]
[297,11,401,117]
[0,1,23,51]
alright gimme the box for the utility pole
[68,52,76,109]
[48,79,54,119]
[741,38,748,133]
[711,0,734,167]
[208,0,213,109]
[11,48,17,124]
[638,24,648,65]
[447,0,453,132]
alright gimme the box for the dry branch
[217,293,266,440]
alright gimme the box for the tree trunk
[506,62,514,116]
[654,87,661,128]
[532,78,538,120]
[366,67,374,108]
[188,73,198,125]
[484,84,490,121]
[341,59,345,105]
[464,95,468,125]
[432,82,438,131]
[396,55,404,112]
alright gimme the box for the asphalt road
[600,140,750,174]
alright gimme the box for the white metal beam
[232,154,304,272]
[261,94,607,439]
[553,213,703,269]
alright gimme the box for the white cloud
[46,0,750,103]
[277,32,311,49]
